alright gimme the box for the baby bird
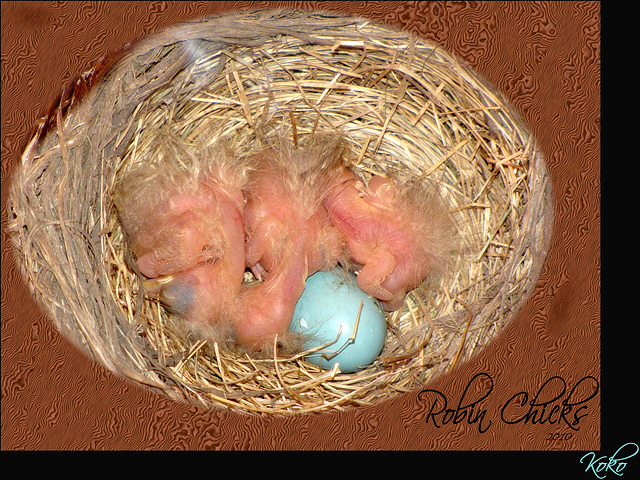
[232,136,348,351]
[114,137,248,326]
[115,130,451,353]
[323,168,452,311]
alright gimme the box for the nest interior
[7,9,553,414]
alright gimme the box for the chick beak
[143,275,174,296]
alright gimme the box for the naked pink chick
[114,141,248,326]
[232,138,348,351]
[323,168,452,311]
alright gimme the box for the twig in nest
[451,300,474,370]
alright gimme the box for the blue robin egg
[289,270,387,373]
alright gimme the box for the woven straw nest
[8,9,553,414]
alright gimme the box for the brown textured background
[2,2,602,453]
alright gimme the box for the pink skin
[136,174,247,324]
[234,246,310,350]
[234,172,344,350]
[324,169,431,311]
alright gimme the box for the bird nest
[7,9,553,414]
